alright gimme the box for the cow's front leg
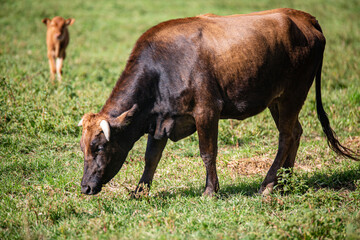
[134,135,167,197]
[195,112,220,196]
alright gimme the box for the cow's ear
[112,104,138,129]
[42,18,50,26]
[66,18,75,26]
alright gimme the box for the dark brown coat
[78,8,358,196]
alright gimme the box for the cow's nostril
[81,185,92,195]
[85,186,91,194]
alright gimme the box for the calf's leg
[56,58,63,82]
[47,52,56,80]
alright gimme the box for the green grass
[1,0,360,239]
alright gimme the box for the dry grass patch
[344,136,360,155]
[222,135,360,176]
[226,155,272,176]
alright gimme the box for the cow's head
[78,105,138,195]
[42,16,75,41]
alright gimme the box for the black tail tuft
[315,58,359,161]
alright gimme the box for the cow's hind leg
[260,101,302,195]
[133,135,167,197]
[283,120,302,169]
[269,103,303,169]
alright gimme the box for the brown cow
[42,16,75,81]
[78,8,359,196]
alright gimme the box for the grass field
[1,0,360,239]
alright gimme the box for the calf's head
[42,16,75,41]
[78,105,138,195]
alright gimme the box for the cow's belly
[220,99,269,120]
[219,87,282,120]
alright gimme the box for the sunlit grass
[1,0,359,239]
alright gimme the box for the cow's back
[193,9,325,118]
[114,9,325,120]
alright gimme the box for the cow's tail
[315,57,359,160]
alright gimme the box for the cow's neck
[100,66,156,120]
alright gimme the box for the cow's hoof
[130,191,142,199]
[130,186,150,199]
[202,191,214,197]
[202,188,217,197]
[259,183,275,196]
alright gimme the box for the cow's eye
[96,145,105,152]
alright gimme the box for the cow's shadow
[152,166,360,199]
[153,180,260,199]
[304,166,360,191]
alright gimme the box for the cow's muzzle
[54,33,64,41]
[81,181,102,195]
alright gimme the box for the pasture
[1,0,359,239]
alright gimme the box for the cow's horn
[78,119,83,127]
[100,120,110,141]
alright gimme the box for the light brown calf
[42,16,75,81]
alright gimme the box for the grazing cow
[42,16,75,81]
[78,8,359,196]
